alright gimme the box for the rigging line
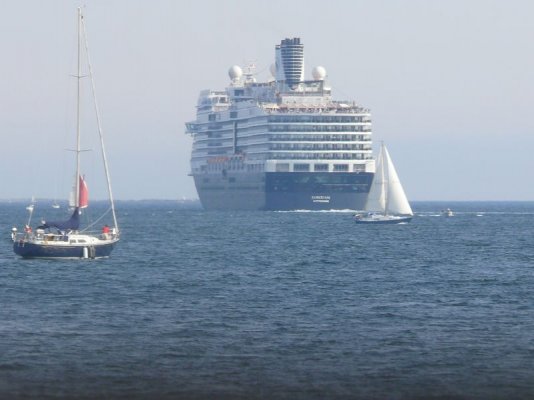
[80,12,119,233]
[80,206,112,233]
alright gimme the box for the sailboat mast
[382,143,389,216]
[75,7,82,208]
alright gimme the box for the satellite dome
[228,65,243,81]
[269,63,276,77]
[312,66,327,81]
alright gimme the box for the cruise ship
[185,38,374,210]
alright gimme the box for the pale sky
[1,0,533,201]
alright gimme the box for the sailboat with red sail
[12,8,120,259]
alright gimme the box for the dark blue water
[1,201,534,399]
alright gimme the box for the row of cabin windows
[196,152,372,161]
[269,153,372,160]
[269,115,366,123]
[202,133,371,142]
[201,163,264,172]
[270,143,371,151]
[205,163,245,172]
[269,125,370,132]
[278,163,363,172]
[293,164,348,172]
[201,120,368,133]
[270,134,370,142]
[205,114,370,125]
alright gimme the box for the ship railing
[271,106,369,114]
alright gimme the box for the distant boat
[441,208,454,217]
[12,8,119,259]
[354,143,413,224]
[26,196,35,212]
[52,201,60,209]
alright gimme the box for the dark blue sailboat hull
[13,240,116,259]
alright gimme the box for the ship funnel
[275,37,304,90]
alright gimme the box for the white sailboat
[25,196,35,212]
[12,8,120,258]
[354,142,413,224]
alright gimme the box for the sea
[1,200,533,400]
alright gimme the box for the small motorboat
[441,208,454,217]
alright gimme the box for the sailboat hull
[13,238,117,259]
[354,215,412,224]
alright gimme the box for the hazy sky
[1,0,533,201]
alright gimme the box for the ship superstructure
[185,38,374,210]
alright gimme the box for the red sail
[79,175,89,208]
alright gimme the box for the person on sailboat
[102,225,110,239]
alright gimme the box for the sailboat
[12,8,120,259]
[26,196,35,212]
[354,142,413,224]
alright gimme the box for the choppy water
[1,201,534,399]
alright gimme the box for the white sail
[364,143,412,216]
[383,146,413,216]
[364,146,386,212]
[68,178,76,208]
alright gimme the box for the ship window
[208,114,216,121]
[275,163,290,172]
[314,164,329,171]
[353,164,366,172]
[230,111,238,118]
[234,89,244,96]
[294,163,310,172]
[333,164,349,171]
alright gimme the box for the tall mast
[75,7,82,208]
[383,143,389,215]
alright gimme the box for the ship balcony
[268,134,371,142]
[268,124,371,133]
[185,123,201,132]
[266,152,372,160]
[269,143,371,151]
[208,123,224,130]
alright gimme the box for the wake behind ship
[185,38,375,210]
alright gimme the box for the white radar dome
[269,63,276,77]
[312,66,327,81]
[228,65,243,81]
